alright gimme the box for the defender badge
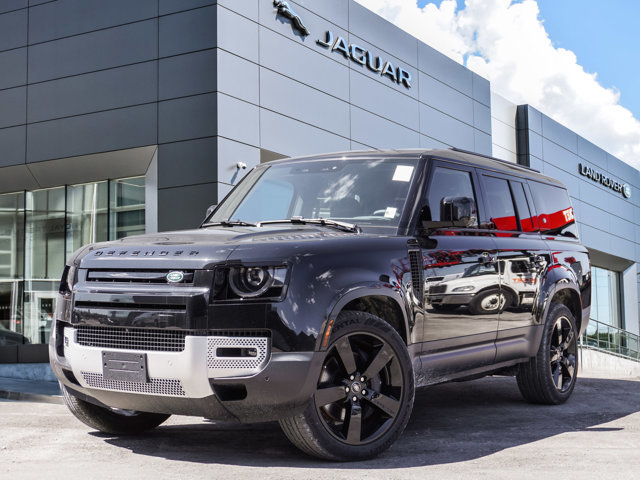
[166,271,184,283]
[274,0,310,36]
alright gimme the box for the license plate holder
[102,351,149,383]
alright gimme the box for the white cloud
[354,0,640,168]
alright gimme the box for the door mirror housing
[440,196,477,227]
[203,204,217,224]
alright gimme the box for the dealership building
[0,0,638,367]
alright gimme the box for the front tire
[516,303,578,404]
[469,288,508,314]
[61,384,170,434]
[279,311,414,461]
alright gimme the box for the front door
[418,162,499,376]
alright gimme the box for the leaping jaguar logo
[274,0,310,36]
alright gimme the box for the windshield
[208,157,417,230]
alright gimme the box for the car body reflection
[426,258,543,315]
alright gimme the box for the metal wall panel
[158,93,217,144]
[0,9,26,51]
[0,126,25,167]
[0,48,26,90]
[28,0,157,44]
[28,62,158,123]
[0,86,26,128]
[159,0,216,16]
[28,20,158,83]
[158,182,217,231]
[159,6,216,57]
[217,50,259,104]
[261,67,349,137]
[27,104,157,163]
[157,137,218,189]
[159,49,217,101]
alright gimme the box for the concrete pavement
[1,373,639,480]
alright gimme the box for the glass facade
[0,177,145,348]
[590,265,622,329]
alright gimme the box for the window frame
[414,159,484,233]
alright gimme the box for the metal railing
[580,318,640,362]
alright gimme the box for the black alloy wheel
[549,315,578,392]
[279,311,414,461]
[516,303,579,404]
[315,331,404,445]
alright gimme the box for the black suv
[50,149,590,460]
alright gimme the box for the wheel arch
[537,265,583,332]
[316,286,410,351]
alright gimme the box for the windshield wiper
[202,219,259,228]
[259,217,360,233]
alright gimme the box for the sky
[354,0,640,169]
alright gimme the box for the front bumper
[50,322,323,422]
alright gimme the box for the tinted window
[511,181,535,232]
[483,176,517,231]
[529,182,578,237]
[426,167,477,225]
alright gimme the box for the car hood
[73,225,377,270]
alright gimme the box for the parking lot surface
[1,375,639,480]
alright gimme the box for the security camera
[236,162,247,169]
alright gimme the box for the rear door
[478,172,550,362]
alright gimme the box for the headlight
[58,265,76,296]
[452,285,474,293]
[214,265,288,301]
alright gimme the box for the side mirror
[202,204,217,224]
[440,196,477,227]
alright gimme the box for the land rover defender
[50,148,590,460]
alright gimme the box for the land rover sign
[579,163,631,199]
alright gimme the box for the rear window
[528,182,578,237]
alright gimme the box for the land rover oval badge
[167,271,184,283]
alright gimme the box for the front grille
[429,285,447,294]
[74,301,186,311]
[75,326,201,352]
[82,372,186,396]
[86,269,195,284]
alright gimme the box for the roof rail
[449,147,541,173]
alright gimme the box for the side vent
[408,249,424,303]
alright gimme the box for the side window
[510,181,535,232]
[425,166,477,226]
[528,181,578,237]
[482,175,517,231]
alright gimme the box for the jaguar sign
[273,1,412,89]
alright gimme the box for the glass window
[210,158,417,229]
[66,182,108,256]
[25,188,66,280]
[483,176,517,231]
[529,181,578,237]
[110,177,145,240]
[426,167,477,224]
[0,192,24,280]
[511,181,535,232]
[591,266,622,328]
[0,176,145,347]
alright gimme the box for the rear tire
[279,311,414,461]
[516,303,578,404]
[61,383,170,434]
